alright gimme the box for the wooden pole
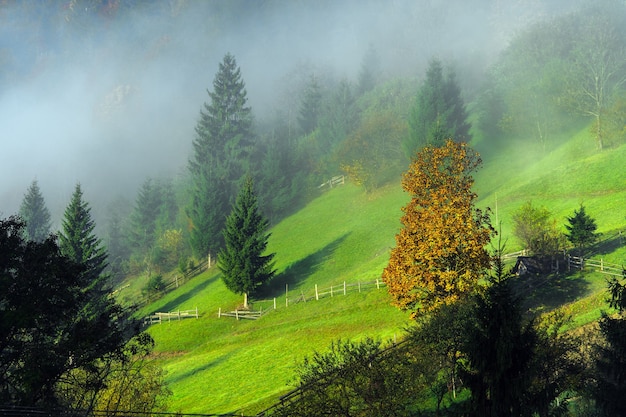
[358,282,361,293]
[343,281,346,295]
[330,285,333,297]
[376,279,380,289]
[315,284,319,300]
[235,309,239,320]
[273,298,276,309]
[218,308,221,318]
[195,307,199,318]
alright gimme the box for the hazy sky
[0,0,582,226]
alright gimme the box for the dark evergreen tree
[18,179,52,242]
[59,183,108,286]
[0,216,139,408]
[218,175,275,308]
[405,59,471,157]
[298,74,322,135]
[188,53,253,259]
[564,204,599,257]
[593,270,626,416]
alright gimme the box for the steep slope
[139,125,626,414]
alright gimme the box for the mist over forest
[0,0,586,224]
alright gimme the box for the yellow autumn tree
[382,139,493,316]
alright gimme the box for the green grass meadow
[121,125,626,414]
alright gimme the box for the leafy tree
[188,52,253,259]
[0,217,138,408]
[57,333,170,415]
[58,183,108,286]
[18,179,52,242]
[218,175,275,308]
[381,140,493,315]
[405,59,471,157]
[272,338,421,417]
[512,201,564,256]
[338,111,407,191]
[564,5,626,151]
[564,204,599,257]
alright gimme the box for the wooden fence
[143,308,199,325]
[318,175,345,190]
[568,255,624,276]
[218,279,387,320]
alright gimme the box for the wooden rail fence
[143,308,199,325]
[218,279,387,320]
[318,175,345,190]
[568,255,624,276]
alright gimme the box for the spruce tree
[564,204,599,257]
[218,175,275,308]
[188,53,253,259]
[18,179,52,242]
[298,75,322,135]
[405,59,471,157]
[59,183,108,286]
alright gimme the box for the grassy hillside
[129,125,626,414]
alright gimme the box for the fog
[0,0,582,225]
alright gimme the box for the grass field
[122,124,626,415]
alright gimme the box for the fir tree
[218,175,275,308]
[18,179,52,242]
[564,204,599,257]
[298,74,322,135]
[188,53,253,259]
[405,59,471,157]
[59,183,108,286]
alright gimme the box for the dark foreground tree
[564,204,599,257]
[18,179,52,242]
[219,175,275,308]
[0,217,139,409]
[381,139,493,316]
[188,52,253,260]
[592,270,626,416]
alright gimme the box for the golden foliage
[382,139,494,316]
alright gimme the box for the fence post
[601,258,604,271]
[273,298,277,309]
[195,307,199,318]
[331,285,334,297]
[343,281,346,295]
[218,308,221,318]
[235,309,239,320]
[376,279,380,289]
[358,282,361,293]
[286,284,289,307]
[177,310,181,321]
[315,284,319,301]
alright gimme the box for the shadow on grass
[167,349,237,385]
[155,273,220,313]
[511,271,590,312]
[593,231,625,257]
[258,233,350,299]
